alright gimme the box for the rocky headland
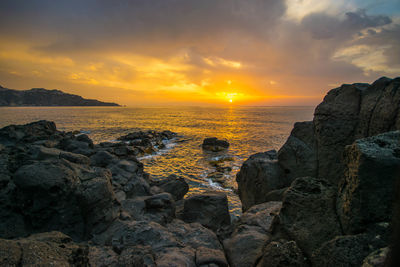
[0,76,399,266]
[0,86,119,106]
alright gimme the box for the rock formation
[0,120,230,266]
[233,76,400,266]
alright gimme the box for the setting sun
[229,99,233,103]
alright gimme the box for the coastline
[0,76,399,266]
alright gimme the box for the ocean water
[0,106,314,216]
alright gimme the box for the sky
[0,0,399,106]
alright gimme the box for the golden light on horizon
[229,99,233,103]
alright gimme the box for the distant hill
[0,85,120,106]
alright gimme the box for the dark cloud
[301,9,392,40]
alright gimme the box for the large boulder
[150,174,189,201]
[202,137,230,152]
[278,121,317,180]
[181,192,231,232]
[337,131,400,234]
[236,150,286,211]
[0,120,58,146]
[278,177,342,257]
[224,202,282,267]
[2,158,119,240]
[313,83,368,184]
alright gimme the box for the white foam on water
[206,178,232,192]
[138,138,177,161]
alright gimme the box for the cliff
[0,86,120,106]
[233,76,400,266]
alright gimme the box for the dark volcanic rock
[182,192,231,232]
[313,82,368,184]
[0,86,119,106]
[337,131,400,234]
[278,121,317,180]
[7,158,119,240]
[202,137,230,152]
[257,239,309,267]
[236,150,286,211]
[150,174,189,201]
[278,176,342,257]
[0,231,89,266]
[311,228,388,267]
[224,201,282,267]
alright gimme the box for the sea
[0,106,314,216]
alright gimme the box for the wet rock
[337,131,400,234]
[145,193,176,224]
[278,121,317,180]
[236,150,286,211]
[202,137,230,152]
[150,174,189,201]
[182,192,231,232]
[257,239,309,267]
[278,176,342,257]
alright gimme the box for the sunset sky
[0,0,399,106]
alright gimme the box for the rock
[278,121,317,180]
[0,239,21,266]
[264,187,288,202]
[224,225,270,267]
[202,137,229,152]
[182,192,231,232]
[6,158,119,240]
[88,246,119,266]
[90,150,118,167]
[224,202,281,267]
[145,193,176,224]
[257,240,308,267]
[60,150,91,164]
[356,77,400,138]
[150,174,189,200]
[196,246,228,267]
[337,131,400,234]
[362,247,389,267]
[238,201,282,233]
[278,177,342,257]
[0,231,89,266]
[166,220,223,250]
[311,231,388,267]
[236,150,286,211]
[0,120,58,146]
[155,247,195,267]
[313,83,368,184]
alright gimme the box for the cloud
[0,0,399,105]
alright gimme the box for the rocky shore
[0,76,399,266]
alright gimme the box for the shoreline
[0,76,399,266]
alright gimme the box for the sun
[229,99,233,103]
